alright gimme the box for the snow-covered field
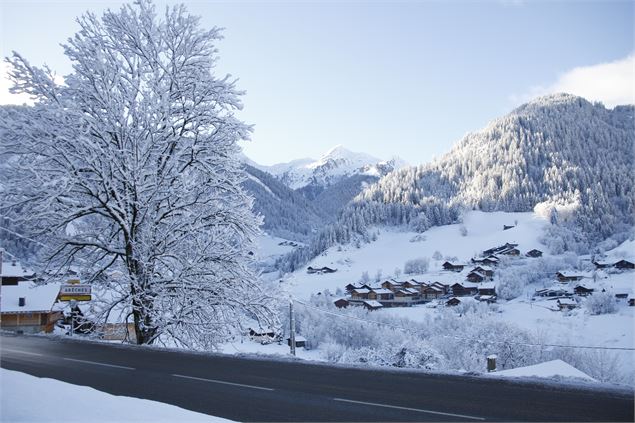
[263,211,635,384]
[284,211,549,298]
[0,369,232,422]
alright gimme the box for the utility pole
[289,300,296,356]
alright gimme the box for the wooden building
[1,282,62,334]
[442,262,465,272]
[573,286,594,297]
[556,272,584,283]
[450,283,479,297]
[334,298,350,309]
[1,260,36,286]
[526,249,543,258]
[614,260,635,270]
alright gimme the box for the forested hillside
[277,94,635,271]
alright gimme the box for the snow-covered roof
[479,295,495,300]
[1,282,61,313]
[1,261,35,278]
[480,282,496,289]
[403,288,420,294]
[352,288,370,294]
[371,288,393,295]
[363,300,383,308]
[557,298,577,305]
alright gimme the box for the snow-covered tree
[0,1,276,347]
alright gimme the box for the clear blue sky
[1,0,633,165]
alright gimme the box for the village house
[557,298,578,311]
[445,297,462,306]
[362,300,384,311]
[573,285,594,297]
[471,266,494,278]
[1,282,63,334]
[1,260,36,286]
[334,298,350,308]
[614,259,635,270]
[466,271,486,283]
[525,249,543,258]
[422,286,444,300]
[483,243,518,257]
[503,225,515,230]
[556,271,585,283]
[306,266,337,274]
[350,288,371,301]
[534,288,572,298]
[431,282,449,294]
[368,288,395,302]
[249,327,277,343]
[478,283,496,296]
[381,280,403,291]
[477,294,497,303]
[450,282,479,297]
[592,260,612,269]
[442,261,465,272]
[500,247,520,256]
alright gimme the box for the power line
[293,299,635,352]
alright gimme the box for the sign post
[59,279,91,336]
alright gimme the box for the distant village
[322,241,635,312]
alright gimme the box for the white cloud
[514,53,635,108]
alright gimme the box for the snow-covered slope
[251,145,407,190]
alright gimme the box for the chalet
[466,271,487,283]
[362,300,384,311]
[249,327,277,340]
[614,260,635,270]
[1,260,36,286]
[401,280,421,289]
[615,293,629,301]
[287,336,307,348]
[450,282,479,297]
[0,282,62,334]
[431,282,449,293]
[483,243,518,257]
[471,266,494,278]
[422,286,443,300]
[445,297,462,307]
[556,272,584,283]
[393,289,419,305]
[557,298,578,311]
[442,262,465,272]
[478,283,496,296]
[592,260,612,269]
[477,294,497,303]
[306,266,337,274]
[334,298,350,309]
[526,249,543,258]
[345,283,357,293]
[534,288,571,298]
[629,298,635,307]
[500,248,520,256]
[573,285,594,297]
[503,225,515,230]
[381,280,402,292]
[350,288,371,300]
[369,288,395,301]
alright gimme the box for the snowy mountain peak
[246,146,408,190]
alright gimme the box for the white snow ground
[0,369,233,423]
[492,359,596,381]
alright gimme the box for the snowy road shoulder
[0,368,233,423]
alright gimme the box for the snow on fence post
[487,354,497,372]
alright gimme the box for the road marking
[2,349,44,357]
[172,374,275,391]
[333,397,485,421]
[63,358,135,370]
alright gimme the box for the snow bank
[0,369,233,422]
[492,359,596,381]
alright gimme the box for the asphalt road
[1,333,633,422]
